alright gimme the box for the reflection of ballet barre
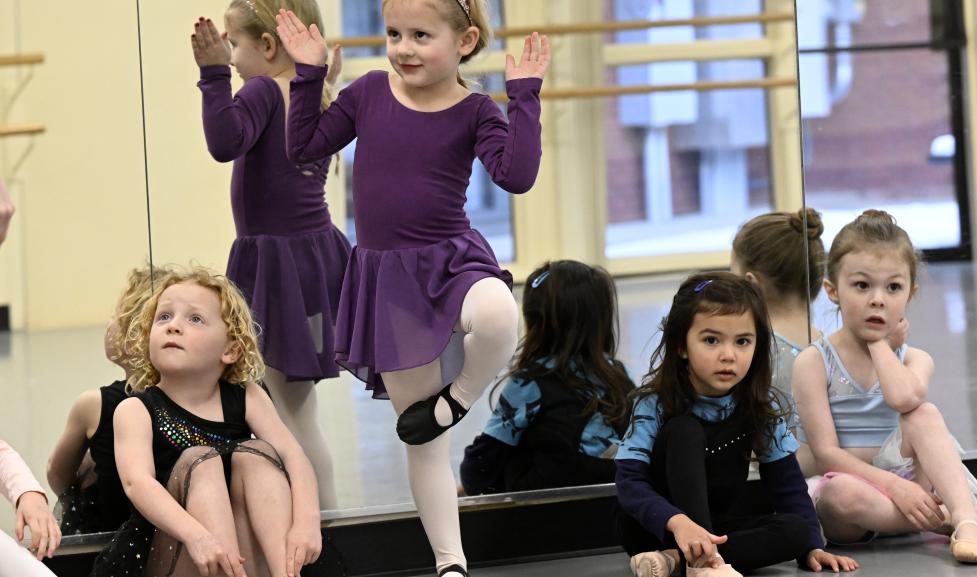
[0,123,45,137]
[327,13,795,48]
[487,77,796,102]
[0,52,44,67]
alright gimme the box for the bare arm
[792,348,901,490]
[869,341,932,414]
[47,390,100,495]
[244,383,320,576]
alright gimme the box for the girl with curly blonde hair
[91,267,321,577]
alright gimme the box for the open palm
[505,32,550,81]
[275,9,328,66]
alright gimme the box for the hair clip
[531,271,550,288]
[454,0,474,25]
[693,279,714,293]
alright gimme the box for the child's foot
[438,564,467,576]
[396,383,469,445]
[951,519,977,563]
[686,555,742,577]
[630,550,678,577]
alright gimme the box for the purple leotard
[287,64,542,397]
[198,65,351,381]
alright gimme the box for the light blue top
[795,337,907,448]
[617,390,799,465]
[771,332,805,429]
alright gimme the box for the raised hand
[505,32,550,81]
[191,17,231,68]
[275,9,328,67]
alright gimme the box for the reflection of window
[339,0,514,262]
[797,0,968,254]
[603,0,773,259]
[605,61,772,259]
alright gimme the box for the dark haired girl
[616,272,856,577]
[460,260,635,495]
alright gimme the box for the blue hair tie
[531,271,550,288]
[693,279,713,293]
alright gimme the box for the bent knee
[231,439,285,470]
[901,402,944,428]
[816,476,875,518]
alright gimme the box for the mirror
[797,0,975,452]
[131,0,805,521]
[0,2,154,538]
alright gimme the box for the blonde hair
[106,265,172,368]
[382,0,494,88]
[227,0,335,110]
[125,267,265,393]
[826,209,920,288]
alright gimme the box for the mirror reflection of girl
[731,208,826,474]
[616,273,856,577]
[190,0,350,510]
[792,210,977,563]
[91,269,320,577]
[459,260,635,496]
[48,266,169,536]
[276,1,548,575]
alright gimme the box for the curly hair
[125,267,265,392]
[106,265,172,369]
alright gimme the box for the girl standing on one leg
[276,2,548,575]
[792,209,977,562]
[616,272,856,577]
[191,0,350,510]
[91,268,320,577]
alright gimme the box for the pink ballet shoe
[629,551,677,577]
[951,519,977,563]
[685,562,743,577]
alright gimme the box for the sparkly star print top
[136,381,251,481]
[795,337,907,448]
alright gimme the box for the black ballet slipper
[396,383,469,445]
[438,564,468,577]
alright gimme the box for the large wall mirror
[0,2,154,536]
[133,0,807,519]
[798,0,976,454]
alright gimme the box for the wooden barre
[487,77,796,102]
[0,52,45,67]
[0,123,45,137]
[328,13,794,49]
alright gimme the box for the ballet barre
[0,123,45,137]
[327,13,794,48]
[487,77,796,102]
[0,52,44,67]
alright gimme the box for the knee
[468,288,518,344]
[900,402,945,430]
[175,446,222,472]
[231,439,285,473]
[816,476,870,519]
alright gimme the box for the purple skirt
[226,226,351,382]
[335,229,512,399]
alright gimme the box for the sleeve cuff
[505,77,543,97]
[199,64,231,80]
[295,63,329,80]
